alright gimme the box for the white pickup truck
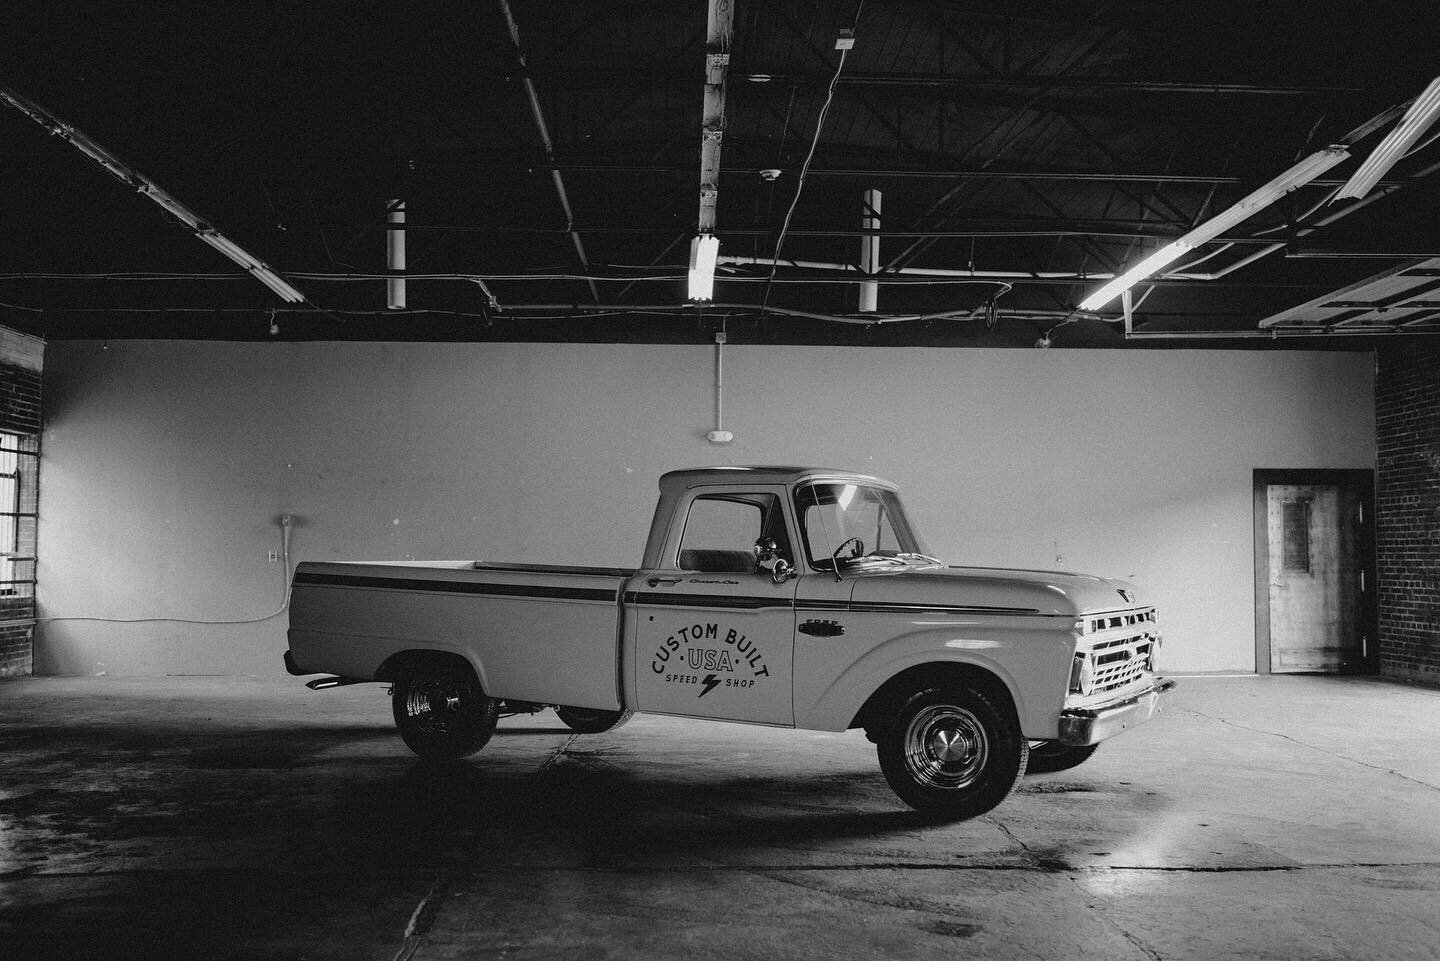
[286,466,1172,819]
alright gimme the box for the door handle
[799,619,845,638]
[647,575,683,588]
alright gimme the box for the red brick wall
[0,327,42,677]
[1376,341,1440,685]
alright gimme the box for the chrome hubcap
[903,705,988,790]
[406,678,465,734]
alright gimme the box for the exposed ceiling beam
[697,0,736,233]
[497,0,600,302]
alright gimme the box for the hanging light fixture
[1078,145,1349,313]
[1334,76,1440,201]
[688,234,720,301]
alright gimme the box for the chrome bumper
[1058,678,1176,746]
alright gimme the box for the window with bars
[0,431,39,598]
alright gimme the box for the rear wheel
[877,683,1028,820]
[1025,741,1099,774]
[554,705,632,734]
[391,663,498,761]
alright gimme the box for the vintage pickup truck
[286,466,1172,819]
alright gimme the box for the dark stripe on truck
[293,571,619,603]
[626,591,795,611]
[800,600,1044,616]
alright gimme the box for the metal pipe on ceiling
[717,252,1281,283]
[386,200,406,310]
[497,0,599,302]
[859,189,881,312]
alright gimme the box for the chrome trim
[1058,678,1175,746]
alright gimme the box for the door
[1263,481,1366,673]
[630,489,798,725]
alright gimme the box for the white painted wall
[37,341,1375,676]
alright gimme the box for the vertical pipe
[715,332,725,432]
[387,199,406,310]
[859,188,881,312]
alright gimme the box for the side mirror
[769,557,794,585]
[754,538,796,584]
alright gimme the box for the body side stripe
[294,571,619,603]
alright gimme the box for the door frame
[1252,469,1377,675]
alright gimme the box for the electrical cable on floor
[37,521,294,625]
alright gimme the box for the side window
[677,495,791,573]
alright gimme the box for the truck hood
[846,563,1143,618]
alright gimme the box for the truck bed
[286,560,632,710]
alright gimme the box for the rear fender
[373,647,490,692]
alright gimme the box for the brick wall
[1376,340,1440,686]
[0,325,43,677]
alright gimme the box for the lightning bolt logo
[698,673,720,698]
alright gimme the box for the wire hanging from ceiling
[759,0,865,314]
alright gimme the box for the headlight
[1069,653,1093,695]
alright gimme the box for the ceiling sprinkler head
[759,168,782,182]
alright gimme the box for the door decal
[650,620,772,699]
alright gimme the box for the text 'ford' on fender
[285,466,1174,820]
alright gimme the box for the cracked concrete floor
[2,675,1438,960]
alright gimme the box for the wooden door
[1265,483,1364,673]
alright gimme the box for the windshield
[794,483,932,570]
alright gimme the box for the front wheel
[391,664,498,761]
[877,683,1028,820]
[555,705,632,734]
[1025,741,1099,774]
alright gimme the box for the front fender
[792,616,1076,736]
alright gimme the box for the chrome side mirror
[754,538,796,584]
[769,557,794,585]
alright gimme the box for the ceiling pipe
[859,188,881,312]
[497,0,599,302]
[386,199,406,310]
[716,252,1279,283]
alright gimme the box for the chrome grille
[1090,632,1155,694]
[1086,609,1156,634]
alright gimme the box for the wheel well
[374,649,477,684]
[849,662,1018,736]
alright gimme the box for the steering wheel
[831,537,865,566]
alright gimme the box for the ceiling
[3,1,1439,348]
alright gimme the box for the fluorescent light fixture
[199,230,259,268]
[0,84,307,305]
[1078,146,1349,312]
[199,231,306,303]
[1335,76,1440,200]
[688,233,720,301]
[250,269,307,304]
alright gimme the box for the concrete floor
[2,675,1439,961]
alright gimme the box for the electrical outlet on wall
[267,550,279,563]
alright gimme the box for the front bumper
[1058,677,1176,746]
